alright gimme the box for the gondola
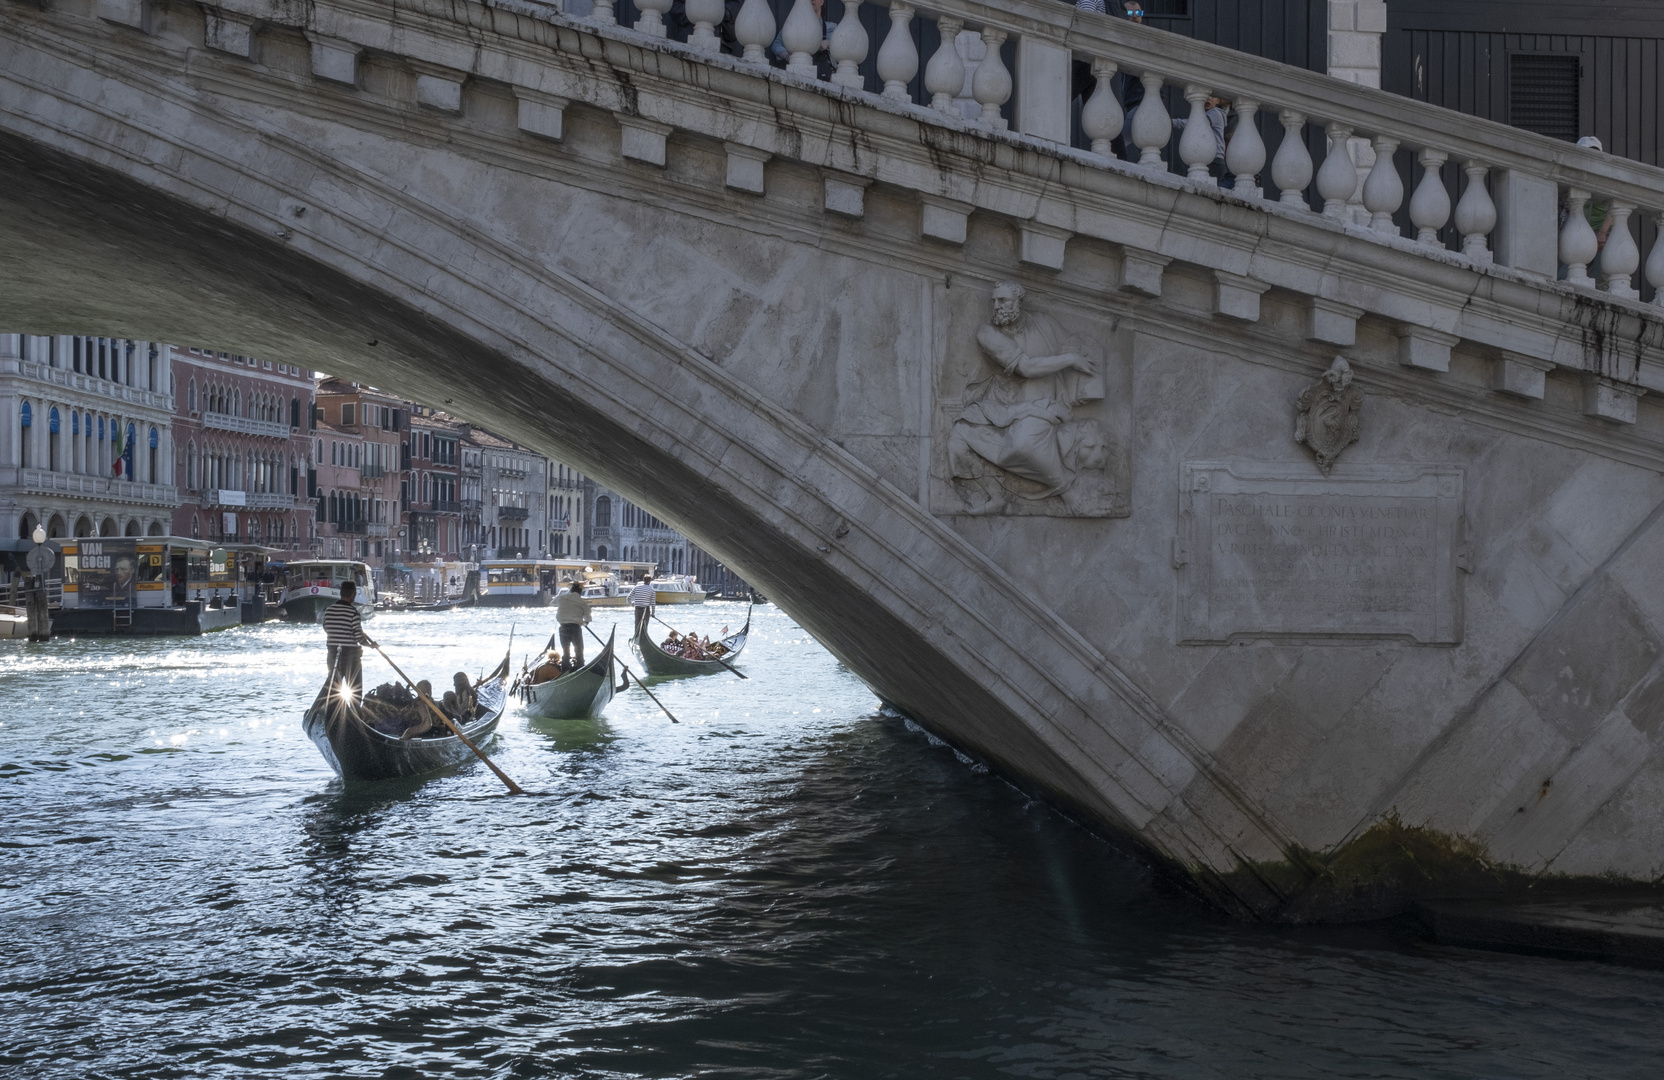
[636,607,750,677]
[516,627,618,720]
[302,652,510,783]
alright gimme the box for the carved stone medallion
[1295,356,1363,474]
[933,281,1130,517]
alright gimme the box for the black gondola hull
[302,664,508,783]
[635,609,750,677]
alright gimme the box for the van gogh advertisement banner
[78,539,138,609]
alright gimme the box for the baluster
[1361,135,1402,234]
[590,0,617,25]
[1178,85,1216,183]
[1129,74,1170,171]
[1408,149,1450,246]
[781,0,823,78]
[734,0,776,65]
[1559,188,1599,284]
[1270,109,1312,208]
[877,3,918,101]
[686,0,724,52]
[1601,201,1641,298]
[1647,212,1664,308]
[923,18,966,111]
[1315,122,1357,217]
[1079,58,1123,158]
[827,1,867,88]
[1453,160,1497,263]
[1224,99,1265,200]
[634,0,672,36]
[971,28,1011,130]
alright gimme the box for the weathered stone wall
[3,0,1664,919]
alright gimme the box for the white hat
[1577,136,1604,152]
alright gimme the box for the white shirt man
[630,574,656,638]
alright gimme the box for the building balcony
[361,463,387,479]
[550,515,571,532]
[15,468,177,507]
[589,526,612,540]
[434,500,461,513]
[14,360,173,414]
[202,411,292,439]
[460,498,484,512]
[367,522,391,537]
[496,468,528,481]
[497,505,530,521]
[206,488,295,510]
[333,520,369,535]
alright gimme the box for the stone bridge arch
[6,0,1664,920]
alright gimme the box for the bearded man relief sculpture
[943,281,1130,517]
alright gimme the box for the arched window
[187,440,197,490]
[148,428,159,485]
[188,378,197,412]
[597,545,608,561]
[47,408,60,471]
[291,398,300,428]
[595,496,611,527]
[19,400,30,468]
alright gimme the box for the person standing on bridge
[554,579,591,669]
[324,580,375,706]
[631,573,657,639]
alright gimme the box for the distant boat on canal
[277,559,376,623]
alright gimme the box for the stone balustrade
[202,410,293,439]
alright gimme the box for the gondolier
[554,579,591,668]
[630,574,656,638]
[323,580,376,705]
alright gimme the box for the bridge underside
[7,0,1664,921]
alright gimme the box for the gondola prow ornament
[1295,357,1363,474]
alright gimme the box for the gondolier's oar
[588,625,678,723]
[370,642,526,795]
[651,614,748,680]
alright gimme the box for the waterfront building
[0,334,176,540]
[584,482,688,574]
[311,419,368,566]
[465,428,547,559]
[314,379,404,567]
[547,460,584,559]
[169,345,313,551]
[403,407,463,560]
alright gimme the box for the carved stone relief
[1295,356,1363,474]
[933,281,1130,517]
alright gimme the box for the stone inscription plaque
[1177,462,1464,644]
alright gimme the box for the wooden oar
[588,624,678,723]
[370,641,526,795]
[651,613,748,679]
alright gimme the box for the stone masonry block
[1328,0,1358,31]
[1328,33,1380,71]
[1014,37,1070,145]
[1493,351,1553,400]
[1584,376,1644,424]
[1492,170,1559,278]
[516,92,567,141]
[1306,298,1362,346]
[618,117,672,167]
[416,74,463,114]
[823,174,871,218]
[203,9,253,56]
[1019,223,1071,271]
[97,0,146,29]
[1119,247,1171,297]
[1396,325,1459,373]
[920,196,971,246]
[1356,0,1388,33]
[723,143,770,194]
[1212,270,1270,322]
[308,35,359,86]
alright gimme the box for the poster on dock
[78,539,138,609]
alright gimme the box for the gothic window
[188,378,197,412]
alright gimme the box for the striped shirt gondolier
[323,599,368,647]
[630,581,656,607]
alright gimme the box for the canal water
[2,604,1661,1078]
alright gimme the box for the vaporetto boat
[278,559,377,623]
[653,575,707,605]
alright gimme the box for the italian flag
[112,425,125,477]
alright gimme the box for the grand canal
[2,604,1661,1077]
